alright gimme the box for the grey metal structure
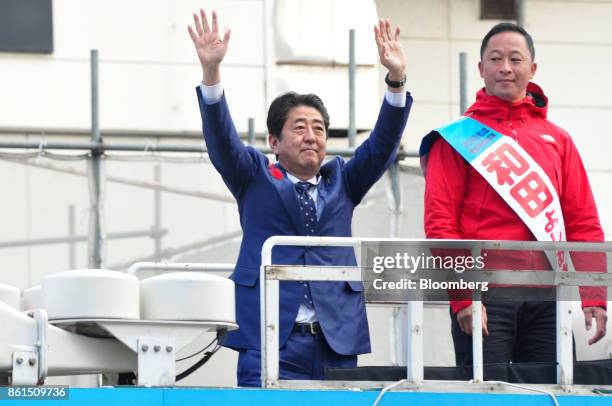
[348,29,356,148]
[0,139,416,159]
[459,52,468,115]
[88,50,104,269]
[516,0,526,28]
[248,118,256,145]
[258,236,612,388]
[0,40,426,282]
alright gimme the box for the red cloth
[423,83,607,313]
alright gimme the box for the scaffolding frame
[0,47,421,272]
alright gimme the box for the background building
[1,0,610,386]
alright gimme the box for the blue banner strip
[435,116,503,163]
[0,388,607,406]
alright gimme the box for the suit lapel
[316,166,333,229]
[271,163,306,235]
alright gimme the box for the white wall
[0,0,268,132]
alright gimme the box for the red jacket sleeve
[424,136,472,313]
[559,133,607,309]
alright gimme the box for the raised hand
[374,19,406,83]
[188,9,231,84]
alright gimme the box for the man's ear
[478,61,484,79]
[268,134,279,153]
[530,62,537,80]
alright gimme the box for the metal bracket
[137,336,176,386]
[12,351,39,386]
[11,309,48,386]
[32,309,49,384]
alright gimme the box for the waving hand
[374,19,406,89]
[188,10,231,85]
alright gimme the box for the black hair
[266,92,330,139]
[480,22,535,61]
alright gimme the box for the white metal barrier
[127,262,234,276]
[259,237,612,388]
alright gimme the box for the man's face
[269,105,327,180]
[479,31,537,103]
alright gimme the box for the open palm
[374,19,406,78]
[188,10,231,69]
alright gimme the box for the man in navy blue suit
[188,9,412,386]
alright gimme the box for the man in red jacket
[420,22,607,365]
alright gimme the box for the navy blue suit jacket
[196,87,412,355]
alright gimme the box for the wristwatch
[385,72,407,88]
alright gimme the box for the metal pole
[0,140,418,158]
[459,52,468,115]
[406,301,424,382]
[387,162,402,237]
[348,29,356,147]
[68,205,76,269]
[127,262,234,277]
[262,0,275,108]
[88,49,103,268]
[516,0,525,27]
[556,247,574,385]
[248,118,255,145]
[0,229,168,249]
[472,300,483,382]
[471,244,484,383]
[153,165,162,261]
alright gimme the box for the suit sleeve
[560,135,607,309]
[424,136,472,313]
[196,86,258,199]
[343,93,412,205]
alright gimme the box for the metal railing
[259,236,612,388]
[127,262,234,277]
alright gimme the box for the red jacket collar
[465,82,548,122]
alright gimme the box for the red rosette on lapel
[267,164,283,180]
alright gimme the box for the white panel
[274,65,380,130]
[401,40,451,105]
[0,58,91,128]
[23,164,89,236]
[52,0,170,61]
[449,0,504,41]
[449,40,486,107]
[52,0,265,66]
[175,336,238,387]
[169,0,265,66]
[589,172,612,241]
[168,66,267,133]
[545,106,612,237]
[330,0,379,64]
[97,64,265,132]
[401,104,454,153]
[376,0,449,39]
[0,58,265,131]
[536,44,612,110]
[0,161,30,242]
[276,0,378,64]
[545,107,612,169]
[528,0,612,45]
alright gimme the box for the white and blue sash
[433,116,571,271]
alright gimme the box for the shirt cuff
[384,89,406,108]
[199,82,223,104]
